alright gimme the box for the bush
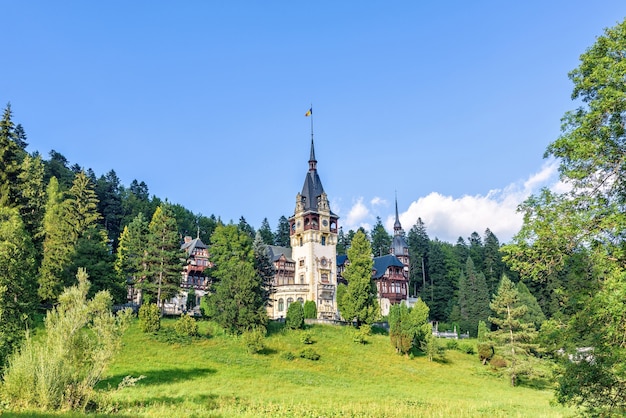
[459,342,475,355]
[478,342,495,365]
[281,351,295,361]
[490,355,507,368]
[138,303,161,333]
[353,324,371,344]
[303,300,317,319]
[445,339,459,350]
[174,314,198,337]
[285,302,304,330]
[300,331,314,345]
[299,348,320,361]
[242,327,266,354]
[0,270,131,411]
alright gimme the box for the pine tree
[0,206,37,371]
[115,213,150,303]
[16,154,46,253]
[95,170,123,248]
[370,216,391,257]
[273,215,291,248]
[0,103,24,207]
[483,228,504,295]
[65,171,101,242]
[336,227,347,254]
[457,257,490,337]
[408,218,429,297]
[238,216,255,239]
[206,224,267,333]
[146,205,182,309]
[340,230,378,326]
[38,177,74,303]
[489,275,538,387]
[258,218,274,245]
[516,281,546,329]
[253,231,275,309]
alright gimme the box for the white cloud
[370,196,388,207]
[339,161,562,244]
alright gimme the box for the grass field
[4,319,574,417]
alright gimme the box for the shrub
[477,320,489,342]
[285,302,304,330]
[421,333,445,362]
[174,314,198,337]
[1,269,131,411]
[138,303,161,333]
[490,355,507,368]
[242,327,266,354]
[300,331,314,345]
[281,351,295,361]
[459,342,475,355]
[478,342,495,365]
[353,324,371,344]
[299,348,320,361]
[303,300,317,319]
[445,339,459,350]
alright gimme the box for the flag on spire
[305,107,312,117]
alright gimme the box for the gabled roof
[181,237,207,254]
[267,245,294,263]
[372,254,405,279]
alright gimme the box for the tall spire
[309,138,317,172]
[394,193,402,233]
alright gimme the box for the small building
[166,235,211,315]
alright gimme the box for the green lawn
[5,319,574,417]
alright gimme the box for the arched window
[287,297,294,308]
[278,298,284,311]
[321,273,329,283]
[297,297,304,305]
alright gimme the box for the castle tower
[288,139,339,319]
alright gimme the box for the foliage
[340,230,379,326]
[206,225,267,334]
[115,213,149,303]
[138,303,161,333]
[298,347,320,361]
[489,275,539,386]
[285,301,304,330]
[242,327,266,354]
[253,231,274,309]
[516,281,545,329]
[500,18,626,414]
[300,331,314,345]
[0,207,37,372]
[370,216,391,257]
[0,103,25,207]
[303,300,317,319]
[457,257,490,337]
[477,320,488,342]
[146,205,182,308]
[174,314,198,337]
[273,215,291,248]
[408,217,429,297]
[421,332,445,362]
[0,268,131,411]
[352,324,371,344]
[478,342,495,365]
[388,299,431,356]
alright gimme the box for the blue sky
[4,1,626,243]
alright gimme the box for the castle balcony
[273,284,310,293]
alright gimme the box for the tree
[457,257,490,337]
[258,218,274,245]
[94,170,123,248]
[489,275,538,387]
[237,216,255,239]
[516,281,545,330]
[0,103,24,207]
[115,212,149,303]
[43,150,73,190]
[1,269,131,410]
[500,18,626,414]
[388,299,431,356]
[205,224,267,334]
[339,230,378,326]
[274,215,291,248]
[0,207,37,372]
[482,229,505,295]
[336,227,347,255]
[370,216,391,257]
[303,300,317,319]
[285,301,304,330]
[38,177,74,303]
[408,218,429,297]
[16,154,46,252]
[253,231,274,309]
[65,171,101,242]
[146,205,182,309]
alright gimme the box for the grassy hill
[4,318,573,417]
[93,318,570,417]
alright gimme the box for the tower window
[278,298,284,311]
[321,236,326,246]
[287,297,294,308]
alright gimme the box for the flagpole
[310,104,314,143]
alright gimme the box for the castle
[266,138,410,320]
